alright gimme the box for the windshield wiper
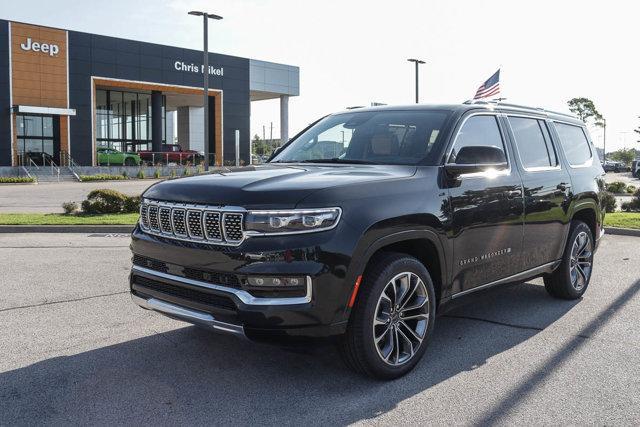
[297,158,379,165]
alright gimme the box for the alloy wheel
[373,272,429,366]
[569,231,592,292]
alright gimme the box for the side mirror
[444,145,507,177]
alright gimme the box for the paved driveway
[0,233,638,425]
[0,180,160,213]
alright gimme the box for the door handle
[557,183,572,192]
[506,190,522,199]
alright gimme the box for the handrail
[60,150,81,181]
[20,165,32,180]
[28,157,40,169]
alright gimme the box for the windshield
[271,110,451,165]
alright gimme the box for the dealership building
[0,19,299,167]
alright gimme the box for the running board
[451,260,559,299]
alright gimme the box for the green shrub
[605,181,627,193]
[170,169,177,179]
[137,169,145,179]
[183,168,191,176]
[601,191,617,213]
[0,176,35,183]
[81,189,129,214]
[79,174,127,182]
[62,201,78,214]
[154,169,161,179]
[621,189,640,212]
[123,195,141,213]
[626,185,636,194]
[122,170,128,179]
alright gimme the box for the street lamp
[407,58,426,103]
[188,11,223,171]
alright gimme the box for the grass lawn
[604,212,640,230]
[0,213,138,225]
[0,211,638,229]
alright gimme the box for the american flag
[473,69,500,99]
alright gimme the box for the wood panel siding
[10,22,68,108]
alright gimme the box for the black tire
[124,157,136,166]
[544,221,594,299]
[340,252,436,380]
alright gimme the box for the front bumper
[132,293,246,337]
[129,225,358,340]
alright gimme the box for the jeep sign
[20,37,59,57]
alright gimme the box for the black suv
[130,102,605,379]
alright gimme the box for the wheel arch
[348,229,448,312]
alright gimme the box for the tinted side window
[508,117,557,169]
[449,115,506,164]
[554,123,592,166]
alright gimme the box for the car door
[113,150,126,165]
[504,115,572,270]
[446,113,525,295]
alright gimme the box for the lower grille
[132,275,236,311]
[132,255,241,289]
[132,254,168,273]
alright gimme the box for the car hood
[143,164,417,209]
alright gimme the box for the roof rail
[462,99,577,119]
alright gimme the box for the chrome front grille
[148,205,160,231]
[187,210,204,239]
[159,207,172,234]
[223,213,244,242]
[204,211,222,241]
[139,200,245,246]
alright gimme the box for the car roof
[332,101,584,126]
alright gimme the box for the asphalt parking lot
[1,233,639,425]
[0,180,159,213]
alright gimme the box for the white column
[280,95,289,145]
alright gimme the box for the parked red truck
[138,144,202,165]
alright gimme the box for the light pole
[602,117,607,162]
[188,11,223,171]
[407,58,425,103]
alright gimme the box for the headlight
[245,207,341,235]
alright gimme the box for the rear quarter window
[554,122,592,166]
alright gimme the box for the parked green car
[97,147,141,166]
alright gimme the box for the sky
[3,0,639,151]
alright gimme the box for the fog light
[247,276,305,287]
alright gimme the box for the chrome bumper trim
[131,265,313,306]
[131,294,246,337]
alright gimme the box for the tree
[252,134,267,156]
[567,97,602,123]
[608,148,637,166]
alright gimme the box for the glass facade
[96,89,166,152]
[16,114,57,165]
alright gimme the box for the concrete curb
[0,224,135,233]
[605,227,640,237]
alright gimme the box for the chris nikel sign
[20,37,60,56]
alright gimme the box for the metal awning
[11,105,77,116]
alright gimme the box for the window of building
[95,89,166,153]
[554,122,592,166]
[449,115,506,164]
[508,117,557,169]
[16,114,56,166]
